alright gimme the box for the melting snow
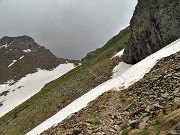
[0,63,75,117]
[25,38,180,135]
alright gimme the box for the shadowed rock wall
[122,0,180,64]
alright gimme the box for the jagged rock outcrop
[0,35,67,84]
[122,0,180,64]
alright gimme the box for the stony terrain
[122,0,180,64]
[0,35,68,84]
[41,52,180,135]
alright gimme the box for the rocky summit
[122,0,180,64]
[0,35,66,84]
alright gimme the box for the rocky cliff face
[122,0,180,64]
[0,35,66,84]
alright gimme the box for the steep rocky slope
[122,0,180,64]
[0,28,129,135]
[41,52,180,135]
[0,35,67,84]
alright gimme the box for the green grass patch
[121,124,130,135]
[87,113,101,125]
[140,128,150,135]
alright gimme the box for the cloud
[0,0,137,59]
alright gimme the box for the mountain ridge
[0,35,78,118]
[0,35,69,84]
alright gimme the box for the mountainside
[0,35,77,117]
[0,35,66,84]
[27,39,180,135]
[0,28,129,135]
[0,0,180,135]
[40,48,180,135]
[122,0,180,64]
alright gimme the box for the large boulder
[122,0,180,64]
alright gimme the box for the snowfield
[25,38,180,135]
[0,63,75,117]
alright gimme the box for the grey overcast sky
[0,0,137,60]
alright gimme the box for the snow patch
[8,60,17,67]
[19,56,24,60]
[5,80,15,85]
[0,44,9,49]
[26,38,180,135]
[23,49,31,53]
[112,49,124,58]
[0,63,75,117]
[112,49,132,77]
[7,56,24,67]
[113,62,132,78]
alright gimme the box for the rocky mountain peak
[1,35,34,43]
[0,35,45,53]
[0,35,67,84]
[122,0,180,64]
